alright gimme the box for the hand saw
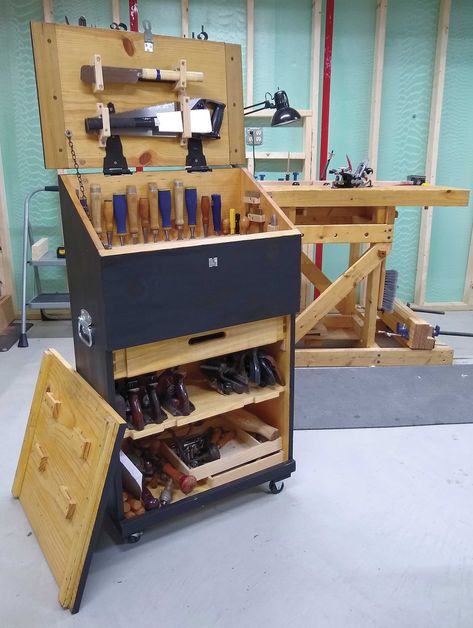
[84,98,225,140]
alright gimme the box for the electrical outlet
[246,127,263,146]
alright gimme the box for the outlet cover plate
[246,127,263,146]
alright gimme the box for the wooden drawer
[159,416,283,481]
[113,316,286,378]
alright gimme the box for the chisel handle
[201,196,210,237]
[90,184,102,236]
[113,194,127,235]
[148,183,159,229]
[103,199,114,247]
[126,185,139,241]
[211,194,222,234]
[158,189,172,229]
[229,207,236,235]
[139,198,150,228]
[185,187,197,226]
[174,181,184,228]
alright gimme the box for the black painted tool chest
[13,22,301,613]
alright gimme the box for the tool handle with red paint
[201,195,210,237]
[162,461,197,494]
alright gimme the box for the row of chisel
[89,181,251,248]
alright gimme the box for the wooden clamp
[91,53,104,92]
[173,59,191,146]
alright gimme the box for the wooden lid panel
[12,349,125,609]
[31,22,244,169]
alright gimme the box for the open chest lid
[30,22,245,170]
[12,349,126,612]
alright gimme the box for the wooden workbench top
[262,181,469,207]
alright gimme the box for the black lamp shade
[271,90,301,127]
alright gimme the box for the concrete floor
[3,323,473,627]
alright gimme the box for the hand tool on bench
[211,194,222,235]
[139,197,150,243]
[158,189,172,241]
[229,207,236,235]
[113,194,128,245]
[128,386,145,431]
[240,215,250,235]
[146,376,167,424]
[162,461,197,494]
[85,98,225,140]
[126,185,139,244]
[103,199,114,248]
[89,184,102,241]
[159,477,173,506]
[185,187,197,238]
[235,212,241,235]
[174,180,185,240]
[81,64,204,86]
[156,368,195,416]
[201,195,210,237]
[148,182,160,242]
[224,408,280,441]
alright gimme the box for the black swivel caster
[268,480,284,494]
[126,531,143,544]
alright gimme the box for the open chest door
[12,349,126,613]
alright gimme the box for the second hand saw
[85,98,225,140]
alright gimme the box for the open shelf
[124,382,285,440]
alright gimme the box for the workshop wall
[0,0,472,309]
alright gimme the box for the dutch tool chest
[13,22,301,613]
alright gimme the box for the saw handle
[191,99,226,139]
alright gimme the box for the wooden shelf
[245,151,305,160]
[124,382,285,440]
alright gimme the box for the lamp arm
[243,100,275,115]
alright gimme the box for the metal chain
[65,130,90,217]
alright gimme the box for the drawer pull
[59,485,76,520]
[188,331,225,345]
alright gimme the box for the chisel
[126,185,139,244]
[235,212,241,235]
[148,182,160,242]
[174,180,185,240]
[211,194,222,235]
[201,196,210,237]
[185,187,197,239]
[90,184,102,241]
[139,197,150,243]
[158,189,172,241]
[229,207,236,235]
[103,199,114,248]
[113,194,127,245]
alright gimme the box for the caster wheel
[126,531,143,544]
[268,480,284,494]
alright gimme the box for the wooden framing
[415,0,451,305]
[43,0,53,22]
[368,0,388,170]
[181,0,189,38]
[264,181,469,367]
[0,145,14,305]
[246,0,254,106]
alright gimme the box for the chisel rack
[13,23,301,613]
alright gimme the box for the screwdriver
[148,182,160,242]
[103,199,114,248]
[113,194,127,245]
[126,185,139,244]
[229,207,236,235]
[211,194,222,235]
[185,187,197,238]
[90,184,102,241]
[201,195,210,237]
[139,197,150,243]
[174,180,185,240]
[158,189,172,241]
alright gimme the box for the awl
[81,65,204,85]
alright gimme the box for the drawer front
[113,317,285,378]
[101,234,300,351]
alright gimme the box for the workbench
[264,181,470,367]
